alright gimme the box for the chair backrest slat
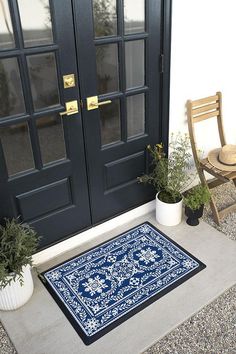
[193,102,219,115]
[187,92,226,167]
[191,94,219,107]
[193,110,220,123]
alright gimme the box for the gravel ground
[203,181,236,241]
[144,284,236,354]
[0,322,17,354]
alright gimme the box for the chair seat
[188,92,236,225]
[200,158,236,181]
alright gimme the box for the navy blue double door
[0,0,171,249]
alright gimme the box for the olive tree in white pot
[138,134,194,226]
[0,219,39,311]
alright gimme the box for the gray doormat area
[1,182,235,353]
[0,322,17,354]
[1,286,235,354]
[0,285,236,354]
[203,181,236,241]
[144,284,236,354]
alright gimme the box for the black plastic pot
[185,205,204,226]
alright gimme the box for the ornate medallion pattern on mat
[42,222,205,344]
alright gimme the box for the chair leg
[198,168,220,225]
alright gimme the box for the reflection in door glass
[0,0,15,50]
[100,99,121,146]
[36,114,66,165]
[27,53,60,111]
[127,94,145,138]
[18,0,53,47]
[124,0,145,34]
[0,122,34,176]
[0,58,25,118]
[125,40,144,89]
[96,44,119,95]
[93,0,117,37]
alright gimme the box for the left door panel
[0,0,91,249]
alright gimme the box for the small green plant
[184,185,211,211]
[0,219,39,288]
[138,133,195,203]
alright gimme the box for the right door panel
[74,0,164,223]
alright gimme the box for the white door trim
[33,200,155,265]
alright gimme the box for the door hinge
[160,54,164,73]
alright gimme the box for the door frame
[161,0,172,151]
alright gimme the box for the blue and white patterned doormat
[41,222,206,345]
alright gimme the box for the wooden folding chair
[187,91,236,225]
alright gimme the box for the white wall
[169,0,236,156]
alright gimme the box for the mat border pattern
[39,222,206,345]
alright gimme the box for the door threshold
[33,200,155,265]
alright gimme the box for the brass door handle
[60,100,79,116]
[97,100,112,106]
[86,96,112,111]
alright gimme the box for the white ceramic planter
[0,265,34,311]
[156,192,183,226]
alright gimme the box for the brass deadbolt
[63,74,76,88]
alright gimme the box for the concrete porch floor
[1,211,236,354]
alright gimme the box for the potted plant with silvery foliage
[183,185,211,226]
[0,219,39,310]
[138,133,195,226]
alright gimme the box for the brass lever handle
[86,96,112,111]
[60,100,79,116]
[95,100,112,107]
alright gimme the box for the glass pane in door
[17,0,53,47]
[0,122,34,176]
[100,99,121,146]
[36,114,66,165]
[124,0,145,34]
[27,53,60,110]
[93,0,117,37]
[125,40,144,89]
[96,44,119,95]
[0,0,15,50]
[127,94,145,138]
[0,58,25,118]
